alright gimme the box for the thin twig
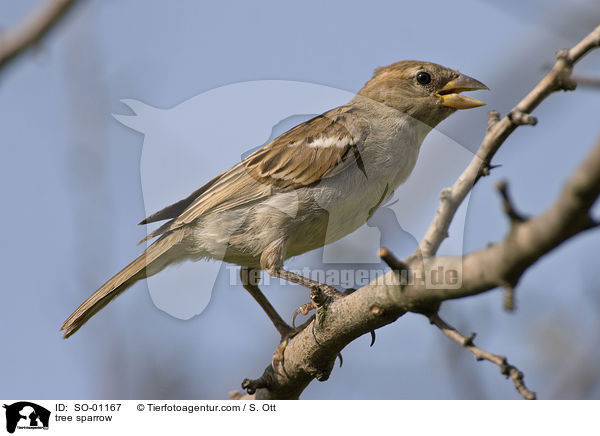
[572,74,600,88]
[0,0,79,71]
[417,25,600,259]
[429,313,536,400]
[379,247,408,272]
[495,180,526,224]
[236,136,600,399]
[235,27,600,400]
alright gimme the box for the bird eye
[416,71,431,85]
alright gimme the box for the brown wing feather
[245,111,358,188]
[139,173,223,225]
[139,106,370,241]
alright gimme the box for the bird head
[357,60,488,127]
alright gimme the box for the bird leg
[240,267,296,339]
[249,233,350,369]
[266,267,348,332]
[241,267,317,369]
[265,267,346,299]
[260,237,346,295]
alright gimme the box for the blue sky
[1,0,599,399]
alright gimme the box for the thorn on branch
[496,181,527,224]
[478,163,502,179]
[463,332,476,347]
[428,312,536,400]
[487,110,500,131]
[508,110,537,126]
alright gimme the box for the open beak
[437,73,488,109]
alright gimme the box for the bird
[61,60,487,339]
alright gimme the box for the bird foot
[292,286,355,327]
[273,285,353,369]
[292,301,317,328]
[316,283,346,299]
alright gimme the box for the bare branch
[416,24,600,259]
[571,74,600,88]
[0,0,79,71]
[237,137,600,399]
[245,128,598,396]
[429,313,536,400]
[378,247,408,272]
[235,26,600,400]
[415,137,600,303]
[495,180,527,224]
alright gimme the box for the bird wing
[139,173,223,225]
[139,105,370,243]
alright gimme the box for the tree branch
[0,0,79,72]
[416,24,600,259]
[237,136,600,399]
[428,313,536,400]
[571,74,600,88]
[233,26,600,400]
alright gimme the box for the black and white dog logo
[3,402,50,434]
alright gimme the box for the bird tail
[61,231,183,338]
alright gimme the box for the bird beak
[437,73,488,109]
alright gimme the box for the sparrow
[61,60,487,339]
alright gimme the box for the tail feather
[61,231,183,338]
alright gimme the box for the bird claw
[276,286,352,368]
[292,301,317,328]
[293,285,353,327]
